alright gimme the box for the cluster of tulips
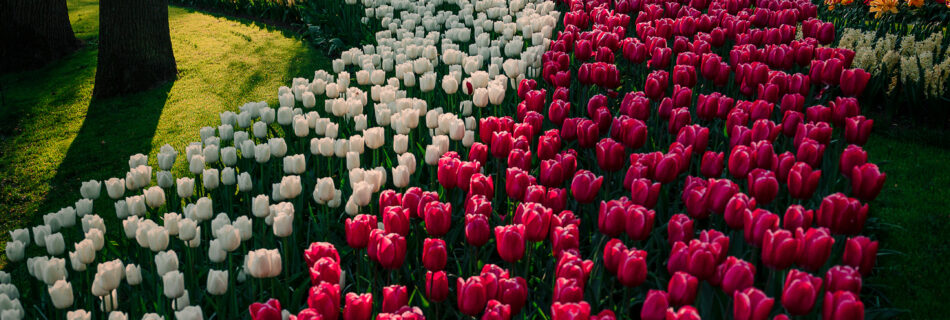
[1,0,889,318]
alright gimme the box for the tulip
[844,116,873,146]
[641,290,669,320]
[747,169,779,205]
[495,224,526,263]
[373,232,406,270]
[45,233,65,256]
[570,170,602,203]
[550,301,590,320]
[249,299,282,320]
[783,205,814,231]
[506,168,531,201]
[616,248,648,287]
[668,271,698,306]
[701,151,724,178]
[823,291,865,320]
[795,227,834,271]
[628,178,661,209]
[381,206,409,237]
[782,269,822,315]
[345,214,376,249]
[514,202,553,242]
[423,270,448,303]
[125,264,141,285]
[598,201,626,238]
[206,269,228,295]
[596,138,626,172]
[786,162,820,200]
[458,276,488,316]
[246,249,282,278]
[155,250,178,276]
[382,285,408,313]
[729,145,753,179]
[850,163,885,201]
[733,287,774,320]
[304,242,339,266]
[711,256,755,295]
[761,229,801,270]
[668,239,720,280]
[843,236,878,276]
[421,238,448,271]
[437,156,461,189]
[163,271,185,298]
[667,214,694,245]
[744,208,779,247]
[307,283,340,320]
[309,257,341,286]
[825,265,863,294]
[49,280,74,309]
[344,293,372,320]
[839,68,870,97]
[817,193,868,235]
[424,201,452,237]
[625,205,655,241]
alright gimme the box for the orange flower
[906,0,924,7]
[869,0,899,18]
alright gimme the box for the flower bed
[1,0,888,319]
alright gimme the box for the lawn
[0,0,948,318]
[0,0,328,262]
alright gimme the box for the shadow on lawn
[37,83,173,215]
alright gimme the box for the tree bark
[0,0,80,73]
[93,0,177,99]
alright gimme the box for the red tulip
[507,149,532,172]
[617,248,648,287]
[426,271,449,302]
[345,214,377,249]
[762,229,802,270]
[843,236,878,276]
[469,173,495,199]
[839,145,867,179]
[307,283,341,320]
[506,168,532,201]
[782,269,822,315]
[514,202,553,242]
[624,204,656,241]
[645,70,669,100]
[825,265,862,293]
[744,208,779,247]
[667,214,694,245]
[556,252,593,284]
[374,232,406,270]
[458,276,488,316]
[419,238,447,271]
[795,138,825,168]
[641,290,669,320]
[343,293,372,320]
[668,107,692,134]
[701,151,724,178]
[782,205,813,231]
[249,299,282,320]
[552,277,585,303]
[668,239,719,280]
[491,131,514,159]
[466,213,491,247]
[570,170,603,203]
[382,285,408,313]
[552,225,580,258]
[850,163,885,201]
[482,300,512,320]
[823,291,865,320]
[603,238,627,274]
[551,301,591,320]
[844,116,873,146]
[733,288,774,320]
[497,277,528,314]
[437,156,461,189]
[747,169,779,205]
[304,242,340,267]
[596,138,626,172]
[666,305,701,320]
[654,152,682,184]
[628,178,661,209]
[576,119,600,148]
[309,257,341,285]
[470,142,489,164]
[668,271,699,306]
[773,151,797,183]
[729,145,753,179]
[712,256,756,294]
[382,206,410,237]
[414,191,440,220]
[682,178,708,219]
[724,193,756,230]
[787,162,820,200]
[549,100,572,127]
[797,227,834,271]
[598,200,627,237]
[817,193,868,235]
[423,201,452,237]
[782,111,804,137]
[375,306,425,320]
[618,117,648,149]
[839,68,870,97]
[495,224,526,263]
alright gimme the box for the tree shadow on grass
[36,82,173,216]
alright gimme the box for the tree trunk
[93,0,177,99]
[0,0,80,73]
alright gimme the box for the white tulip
[49,280,74,309]
[69,251,87,272]
[334,139,349,158]
[195,197,213,222]
[252,195,270,218]
[91,259,123,296]
[126,195,146,217]
[245,249,281,278]
[125,264,142,285]
[279,175,301,199]
[155,250,179,276]
[208,240,226,263]
[108,311,127,320]
[189,155,205,175]
[203,144,220,164]
[178,218,197,241]
[67,309,91,320]
[283,154,306,175]
[253,121,268,138]
[425,144,442,165]
[254,144,271,163]
[234,216,252,241]
[221,167,236,186]
[202,168,219,191]
[273,211,293,238]
[294,116,309,137]
[398,153,416,174]
[134,220,156,248]
[45,233,65,256]
[143,186,165,208]
[364,127,385,149]
[157,171,174,189]
[128,153,148,169]
[80,180,101,199]
[74,239,95,264]
[147,226,169,252]
[215,225,241,252]
[58,206,77,227]
[221,147,237,166]
[163,271,185,298]
[238,172,253,192]
[122,216,139,239]
[326,122,339,138]
[277,107,294,125]
[5,241,24,262]
[175,306,203,320]
[105,178,126,199]
[269,138,288,158]
[175,290,191,311]
[393,165,410,188]
[86,228,104,251]
[207,269,228,296]
[75,199,93,217]
[32,225,50,247]
[9,229,29,246]
[349,134,365,154]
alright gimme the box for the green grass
[0,0,328,261]
[0,0,948,318]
